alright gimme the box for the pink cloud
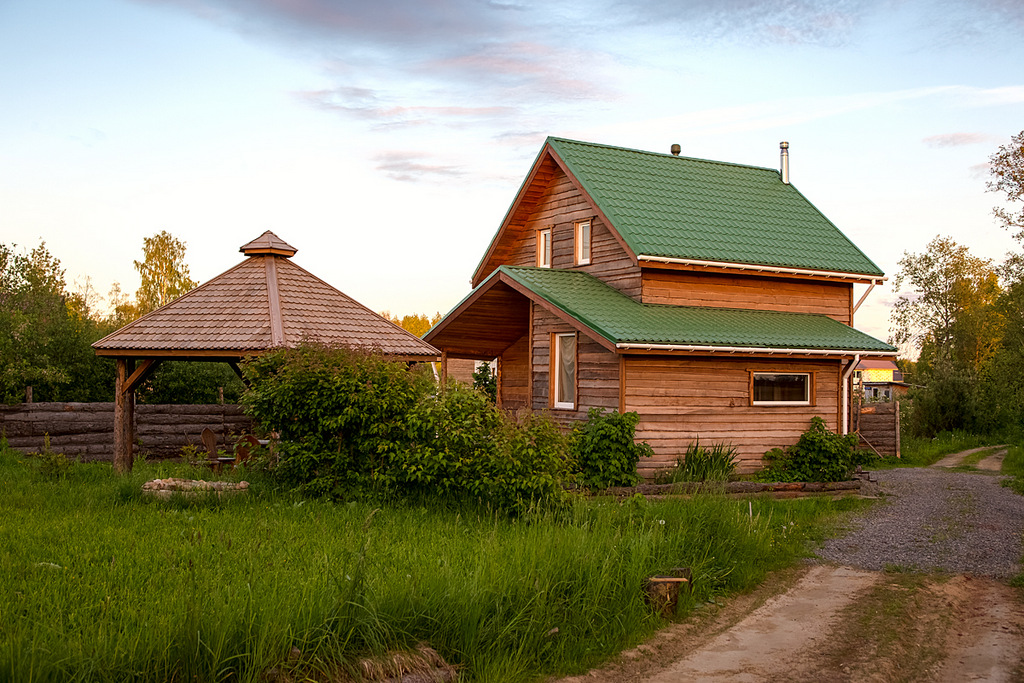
[922,133,991,148]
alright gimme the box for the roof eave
[616,342,897,358]
[637,254,886,283]
[470,141,556,287]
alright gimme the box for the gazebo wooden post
[113,358,136,474]
[440,351,448,385]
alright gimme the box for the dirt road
[556,455,1024,682]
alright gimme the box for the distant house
[425,137,895,474]
[854,359,908,401]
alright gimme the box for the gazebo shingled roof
[94,231,439,472]
[93,230,440,360]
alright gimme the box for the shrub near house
[241,343,573,510]
[761,417,864,482]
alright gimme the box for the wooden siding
[531,305,619,427]
[499,168,641,298]
[499,333,530,410]
[623,356,841,475]
[641,270,853,323]
[446,358,477,385]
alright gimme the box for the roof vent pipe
[779,141,790,184]
[670,143,681,156]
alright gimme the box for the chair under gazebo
[93,231,440,472]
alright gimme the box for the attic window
[751,372,811,406]
[575,220,591,265]
[537,228,552,268]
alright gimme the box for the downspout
[841,354,861,435]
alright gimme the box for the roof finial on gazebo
[240,230,297,257]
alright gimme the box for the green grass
[0,443,870,683]
[874,431,1004,468]
[1000,445,1024,495]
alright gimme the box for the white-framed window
[537,228,552,268]
[751,372,810,405]
[575,220,591,265]
[553,333,576,409]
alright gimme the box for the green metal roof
[546,137,884,276]
[496,266,895,352]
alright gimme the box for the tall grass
[0,443,867,682]
[654,440,738,484]
[1000,445,1024,495]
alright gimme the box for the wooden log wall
[499,333,530,410]
[499,168,642,298]
[0,402,252,461]
[641,270,853,323]
[531,305,620,427]
[623,356,841,476]
[853,400,900,457]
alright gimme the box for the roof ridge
[546,136,780,176]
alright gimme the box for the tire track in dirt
[640,565,879,682]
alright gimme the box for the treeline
[2,232,238,405]
[894,131,1024,437]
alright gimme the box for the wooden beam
[496,356,503,409]
[113,358,136,474]
[95,349,256,359]
[619,355,626,413]
[122,359,161,395]
[265,256,285,346]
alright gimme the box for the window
[575,220,591,265]
[553,333,576,409]
[751,372,810,405]
[537,228,552,268]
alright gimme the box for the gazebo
[93,231,440,472]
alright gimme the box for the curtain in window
[557,334,576,405]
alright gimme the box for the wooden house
[424,138,896,474]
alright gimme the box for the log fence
[0,402,251,461]
[852,398,900,458]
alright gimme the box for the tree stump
[644,567,692,616]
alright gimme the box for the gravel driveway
[816,464,1024,578]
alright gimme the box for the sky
[2,0,1023,349]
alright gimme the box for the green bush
[386,382,572,511]
[760,417,862,482]
[241,346,572,511]
[471,362,497,402]
[138,361,244,404]
[656,439,737,483]
[240,343,435,496]
[391,381,501,496]
[570,408,653,490]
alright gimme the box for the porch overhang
[424,279,531,359]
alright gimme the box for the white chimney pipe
[780,141,790,184]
